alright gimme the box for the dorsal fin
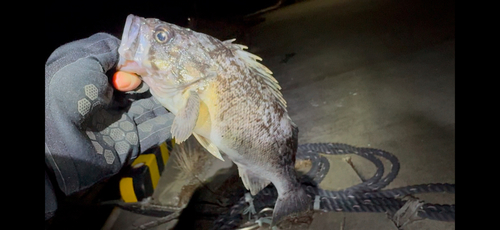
[222,39,287,110]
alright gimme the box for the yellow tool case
[119,140,174,203]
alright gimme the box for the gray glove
[45,33,174,200]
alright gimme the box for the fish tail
[272,185,311,226]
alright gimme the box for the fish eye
[154,27,171,44]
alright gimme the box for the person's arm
[45,33,174,220]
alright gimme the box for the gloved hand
[45,33,174,218]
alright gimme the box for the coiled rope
[212,143,455,229]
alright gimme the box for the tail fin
[272,186,311,226]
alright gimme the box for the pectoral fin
[171,91,200,144]
[193,133,224,161]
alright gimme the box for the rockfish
[117,14,310,225]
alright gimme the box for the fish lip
[117,14,141,70]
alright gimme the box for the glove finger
[46,33,120,125]
[137,113,175,153]
[46,33,120,74]
[127,94,170,125]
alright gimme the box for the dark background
[44,0,290,60]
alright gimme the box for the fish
[116,14,310,226]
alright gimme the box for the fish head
[117,14,219,97]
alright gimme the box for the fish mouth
[117,14,150,75]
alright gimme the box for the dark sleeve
[45,169,57,220]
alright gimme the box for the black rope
[212,143,455,229]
